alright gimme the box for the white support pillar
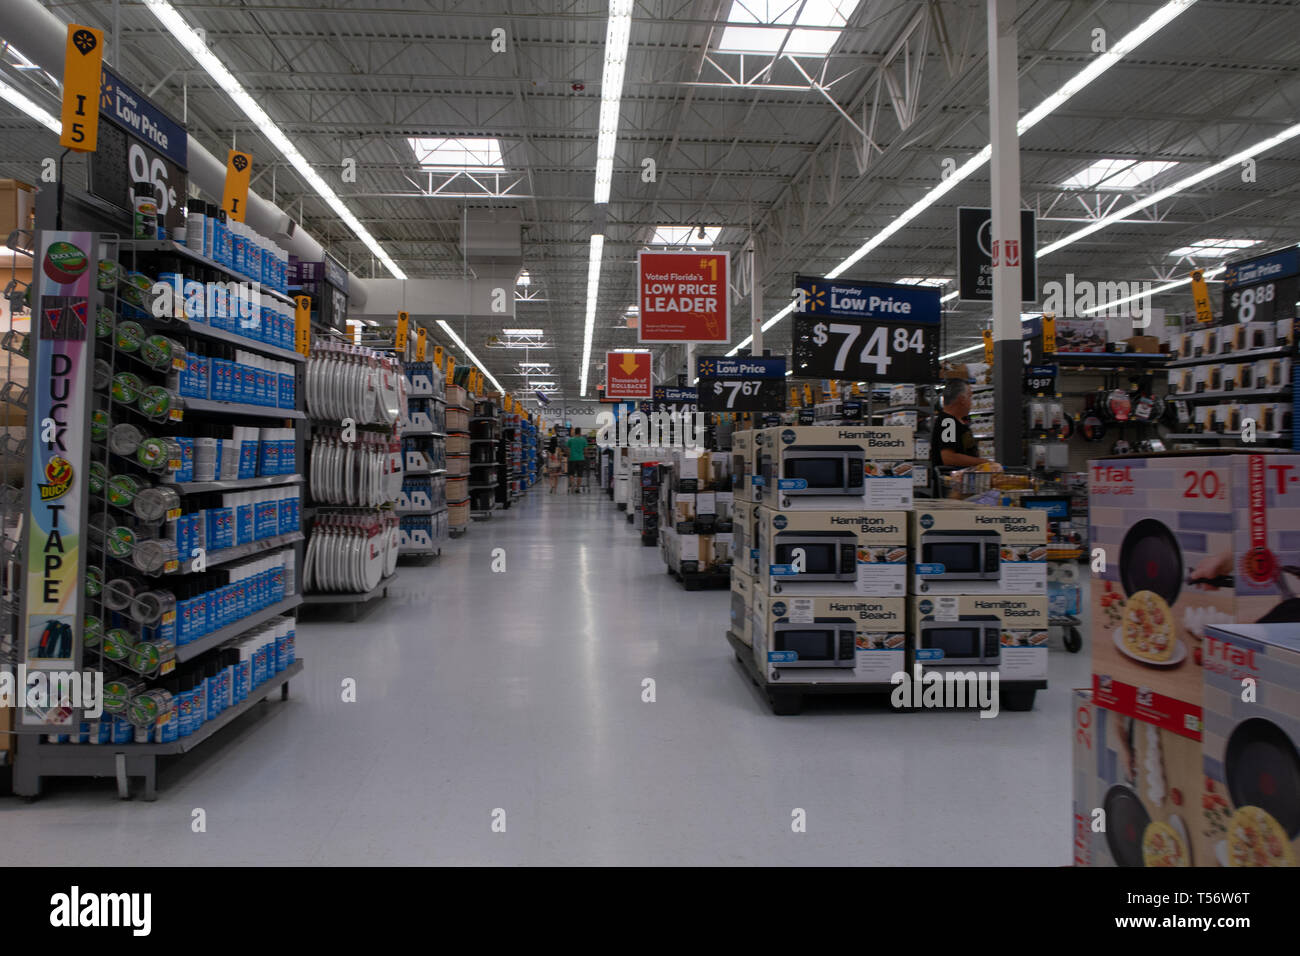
[988,0,1023,466]
[750,242,763,356]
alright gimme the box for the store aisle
[1,491,1089,866]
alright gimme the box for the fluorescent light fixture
[730,0,1194,349]
[0,74,59,133]
[650,225,719,247]
[407,136,503,172]
[1168,238,1259,258]
[940,290,960,302]
[516,270,531,287]
[519,362,551,370]
[594,0,634,204]
[1039,121,1300,259]
[503,328,544,336]
[142,0,406,279]
[1078,265,1226,315]
[718,0,860,56]
[579,234,605,396]
[1060,158,1178,190]
[940,343,985,360]
[436,319,504,393]
[895,277,949,287]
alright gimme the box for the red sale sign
[604,350,653,399]
[637,250,729,343]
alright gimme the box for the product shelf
[182,397,306,420]
[1167,386,1292,403]
[140,316,306,364]
[169,473,303,494]
[127,239,297,306]
[177,532,304,575]
[175,596,303,663]
[1165,345,1293,368]
[1165,431,1286,441]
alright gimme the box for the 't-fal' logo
[1091,464,1133,483]
[1204,636,1257,672]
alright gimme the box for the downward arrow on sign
[619,353,640,375]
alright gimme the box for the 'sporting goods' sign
[23,232,95,726]
[604,351,653,399]
[637,250,730,343]
[792,276,940,383]
[696,355,786,412]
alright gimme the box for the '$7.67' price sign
[695,356,786,412]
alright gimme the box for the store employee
[931,379,991,470]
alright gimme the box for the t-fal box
[732,429,761,502]
[1201,623,1300,867]
[909,593,1050,681]
[1089,452,1300,740]
[1073,688,1216,867]
[755,507,908,597]
[909,502,1048,595]
[755,425,913,510]
[752,591,906,684]
[730,564,755,647]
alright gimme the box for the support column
[750,241,763,356]
[988,0,1024,466]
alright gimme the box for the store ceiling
[1,0,1299,396]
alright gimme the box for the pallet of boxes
[725,424,1050,715]
[660,450,735,589]
[1072,450,1300,867]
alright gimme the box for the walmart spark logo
[698,358,716,377]
[100,70,113,110]
[806,284,827,312]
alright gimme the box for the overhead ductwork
[0,0,367,307]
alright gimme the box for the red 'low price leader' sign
[637,250,730,344]
[604,351,653,399]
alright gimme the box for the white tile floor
[0,489,1091,865]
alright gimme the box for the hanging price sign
[792,276,940,383]
[1024,364,1057,394]
[695,356,786,412]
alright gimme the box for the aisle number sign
[1042,312,1057,353]
[432,343,442,369]
[447,356,455,381]
[604,350,653,399]
[1190,269,1214,324]
[982,329,994,365]
[222,149,253,223]
[396,312,409,351]
[294,295,312,356]
[637,250,730,343]
[59,25,104,152]
[416,328,427,361]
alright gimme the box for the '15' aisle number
[811,321,926,375]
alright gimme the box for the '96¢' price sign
[792,316,938,383]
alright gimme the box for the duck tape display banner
[695,355,786,412]
[59,24,104,152]
[1223,246,1300,325]
[792,276,940,384]
[957,207,1037,302]
[637,250,730,343]
[604,350,653,400]
[20,232,97,728]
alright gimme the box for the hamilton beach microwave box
[1071,689,1216,868]
[732,429,761,503]
[732,497,760,575]
[755,507,909,597]
[909,503,1048,595]
[1201,623,1299,867]
[910,594,1049,679]
[730,565,754,647]
[1089,452,1300,740]
[756,426,913,510]
[752,591,906,683]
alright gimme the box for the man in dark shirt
[931,379,990,472]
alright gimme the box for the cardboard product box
[1055,318,1107,352]
[1072,689,1216,867]
[731,429,760,502]
[909,502,1048,595]
[732,497,760,575]
[730,565,755,646]
[890,383,917,407]
[755,506,909,597]
[710,532,734,569]
[909,593,1050,680]
[1126,335,1160,354]
[1089,452,1300,740]
[752,591,906,684]
[673,493,696,533]
[678,532,701,572]
[755,425,914,511]
[677,452,710,491]
[1201,623,1300,867]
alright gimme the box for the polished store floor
[1,487,1090,865]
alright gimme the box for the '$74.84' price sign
[791,276,940,384]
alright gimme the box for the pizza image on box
[1227,806,1296,867]
[1142,821,1189,867]
[1122,591,1175,662]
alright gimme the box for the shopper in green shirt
[566,428,589,494]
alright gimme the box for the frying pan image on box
[1103,784,1151,867]
[1217,718,1300,866]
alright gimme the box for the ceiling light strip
[0,73,59,133]
[1038,122,1300,258]
[731,0,1195,349]
[436,320,504,394]
[142,0,406,279]
[594,0,634,205]
[1077,265,1226,315]
[580,234,605,397]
